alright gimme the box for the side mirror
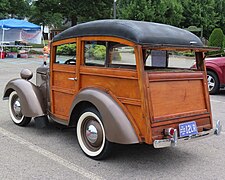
[20,69,33,80]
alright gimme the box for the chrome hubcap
[82,118,103,150]
[11,95,23,120]
[207,75,215,91]
[86,124,98,144]
[13,100,21,115]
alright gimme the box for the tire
[207,71,220,95]
[8,91,31,126]
[76,107,112,160]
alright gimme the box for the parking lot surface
[0,57,224,180]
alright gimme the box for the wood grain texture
[48,35,213,145]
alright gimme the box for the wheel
[207,71,219,95]
[8,91,31,126]
[76,107,112,160]
[64,59,76,65]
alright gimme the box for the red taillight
[164,128,175,137]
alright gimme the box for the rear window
[143,49,196,71]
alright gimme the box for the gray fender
[69,88,139,144]
[3,78,46,117]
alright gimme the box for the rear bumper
[153,120,222,148]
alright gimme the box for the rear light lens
[164,128,175,137]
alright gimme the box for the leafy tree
[117,0,155,21]
[152,0,183,26]
[208,28,224,49]
[180,0,218,38]
[0,0,9,19]
[29,0,63,29]
[59,0,112,26]
[215,0,225,34]
[0,0,30,19]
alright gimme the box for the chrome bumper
[153,120,222,148]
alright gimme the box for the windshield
[143,49,196,71]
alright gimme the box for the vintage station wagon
[3,20,222,160]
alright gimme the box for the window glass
[108,43,136,68]
[144,49,195,71]
[55,43,76,65]
[84,41,106,66]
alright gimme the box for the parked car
[205,57,225,94]
[3,20,221,160]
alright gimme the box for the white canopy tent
[0,18,42,44]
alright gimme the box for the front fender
[69,88,139,144]
[3,78,46,117]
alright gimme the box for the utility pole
[113,0,117,19]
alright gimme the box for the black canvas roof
[53,19,203,47]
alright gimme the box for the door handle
[68,77,77,81]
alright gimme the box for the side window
[108,43,136,68]
[55,42,76,65]
[84,41,106,66]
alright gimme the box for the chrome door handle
[68,77,77,81]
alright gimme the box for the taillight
[164,128,175,137]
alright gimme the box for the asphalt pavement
[0,57,224,180]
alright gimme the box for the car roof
[53,19,203,48]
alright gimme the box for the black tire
[76,107,112,160]
[8,91,31,126]
[207,71,220,95]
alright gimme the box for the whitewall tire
[76,108,112,160]
[8,91,31,126]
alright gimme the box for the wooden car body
[3,20,221,159]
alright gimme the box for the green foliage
[86,45,106,60]
[59,0,112,26]
[180,0,218,38]
[153,0,184,26]
[207,28,225,56]
[57,44,76,55]
[29,0,63,29]
[0,0,30,19]
[117,0,155,21]
[209,28,224,48]
[2,0,225,41]
[92,45,106,60]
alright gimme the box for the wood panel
[149,78,207,119]
[80,69,141,100]
[125,105,145,139]
[52,91,75,118]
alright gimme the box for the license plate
[179,121,198,137]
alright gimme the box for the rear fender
[3,78,46,117]
[69,88,139,144]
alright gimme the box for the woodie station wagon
[3,20,222,159]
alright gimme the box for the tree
[7,0,30,18]
[117,0,155,21]
[180,0,218,38]
[215,0,225,35]
[59,0,112,26]
[29,0,63,29]
[0,0,30,19]
[152,0,183,26]
[208,28,224,49]
[0,0,9,19]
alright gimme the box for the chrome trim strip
[153,120,222,148]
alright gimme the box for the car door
[50,39,79,123]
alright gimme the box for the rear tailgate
[147,72,212,140]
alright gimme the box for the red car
[205,57,225,94]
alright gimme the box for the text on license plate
[179,121,198,137]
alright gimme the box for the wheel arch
[69,88,139,144]
[3,78,46,117]
[206,66,223,85]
